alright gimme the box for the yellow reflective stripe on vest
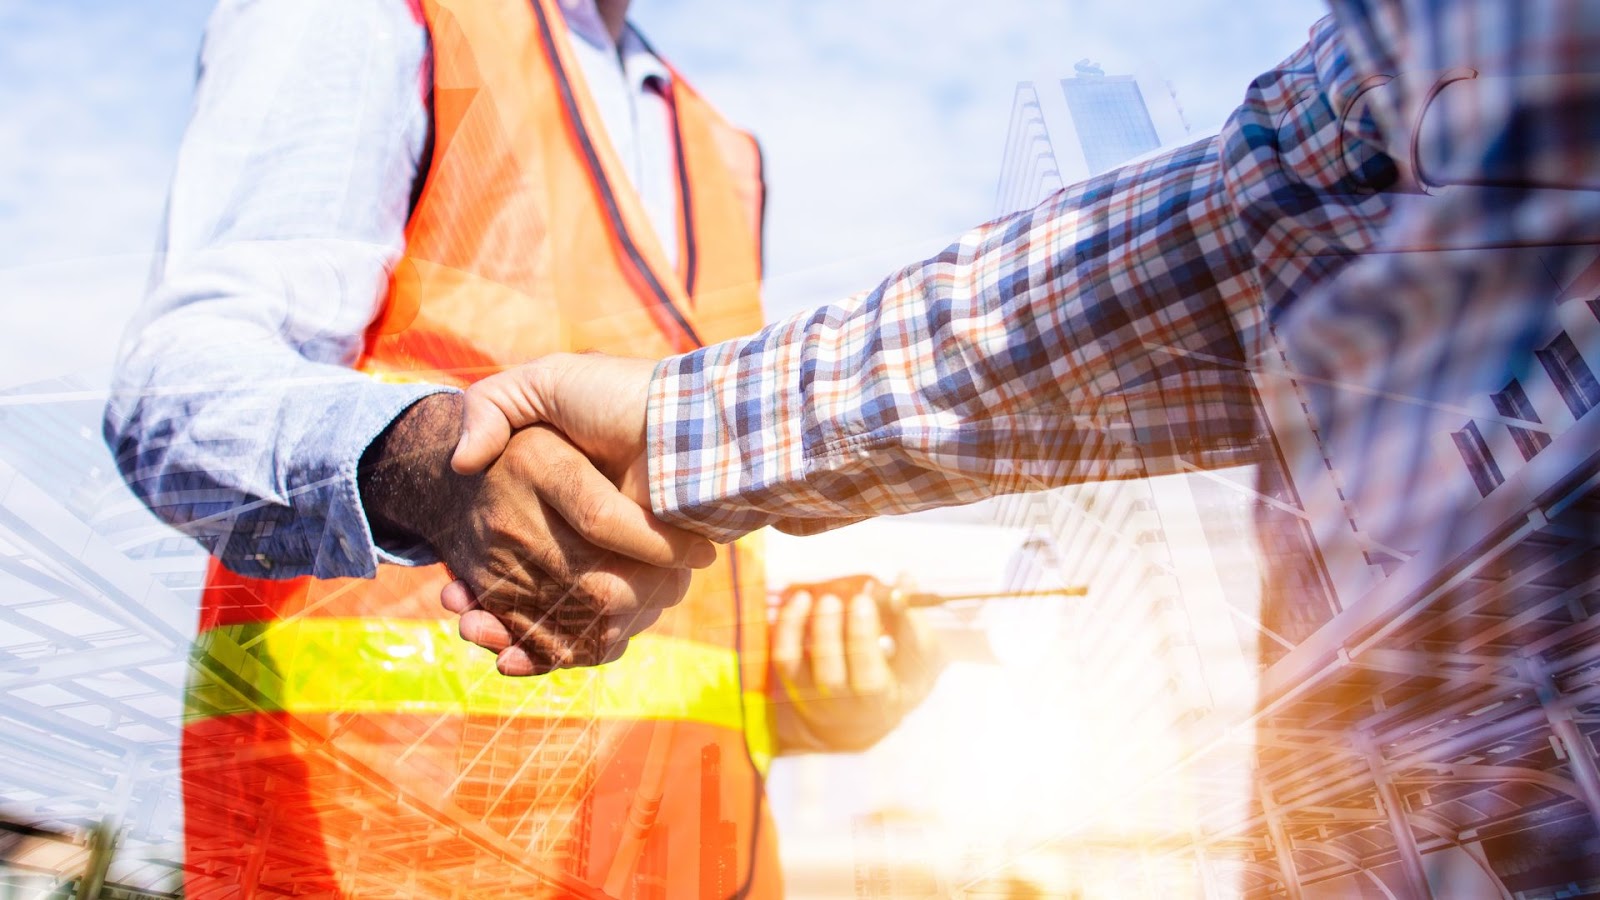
[186,618,774,769]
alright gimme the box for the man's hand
[359,392,715,675]
[770,575,944,753]
[450,353,656,490]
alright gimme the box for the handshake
[401,352,688,676]
[359,351,942,747]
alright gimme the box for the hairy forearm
[359,391,468,556]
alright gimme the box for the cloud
[0,0,212,386]
[0,1,209,261]
[635,0,1328,319]
[0,0,1331,362]
[0,0,1333,873]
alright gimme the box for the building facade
[990,70,1600,898]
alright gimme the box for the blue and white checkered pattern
[648,0,1600,594]
[649,15,1395,541]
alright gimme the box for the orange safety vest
[181,0,777,896]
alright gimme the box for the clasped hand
[439,356,943,753]
[441,354,673,674]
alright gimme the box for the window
[1536,331,1600,419]
[1060,76,1161,176]
[1489,378,1550,461]
[1451,421,1504,497]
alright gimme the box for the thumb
[450,367,546,474]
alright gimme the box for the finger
[600,605,665,646]
[459,608,517,653]
[808,592,848,697]
[530,429,718,570]
[496,644,542,677]
[600,638,631,665]
[564,554,694,618]
[885,585,944,696]
[440,578,481,615]
[469,589,585,669]
[540,506,697,616]
[771,589,812,694]
[495,620,586,676]
[497,628,599,676]
[468,496,693,625]
[845,590,893,696]
[452,367,547,475]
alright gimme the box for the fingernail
[687,541,718,569]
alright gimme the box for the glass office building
[991,68,1600,899]
[1060,74,1162,176]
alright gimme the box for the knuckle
[573,491,615,537]
[475,502,524,549]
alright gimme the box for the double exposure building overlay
[0,387,749,896]
[983,66,1600,898]
[0,376,197,897]
[4,62,1600,900]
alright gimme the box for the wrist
[359,391,468,552]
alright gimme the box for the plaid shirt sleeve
[648,16,1396,543]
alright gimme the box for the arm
[1268,1,1600,561]
[449,18,1397,542]
[646,17,1397,541]
[103,0,441,580]
[104,0,713,671]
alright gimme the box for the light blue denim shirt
[104,0,680,580]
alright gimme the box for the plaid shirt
[647,0,1600,586]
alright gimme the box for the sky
[0,0,1327,884]
[0,0,1328,388]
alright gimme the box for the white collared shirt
[105,0,688,578]
[561,0,680,265]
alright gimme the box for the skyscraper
[1059,61,1163,176]
[995,61,1189,215]
[993,63,1600,899]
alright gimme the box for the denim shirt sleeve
[102,0,451,580]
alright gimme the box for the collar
[557,0,673,94]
